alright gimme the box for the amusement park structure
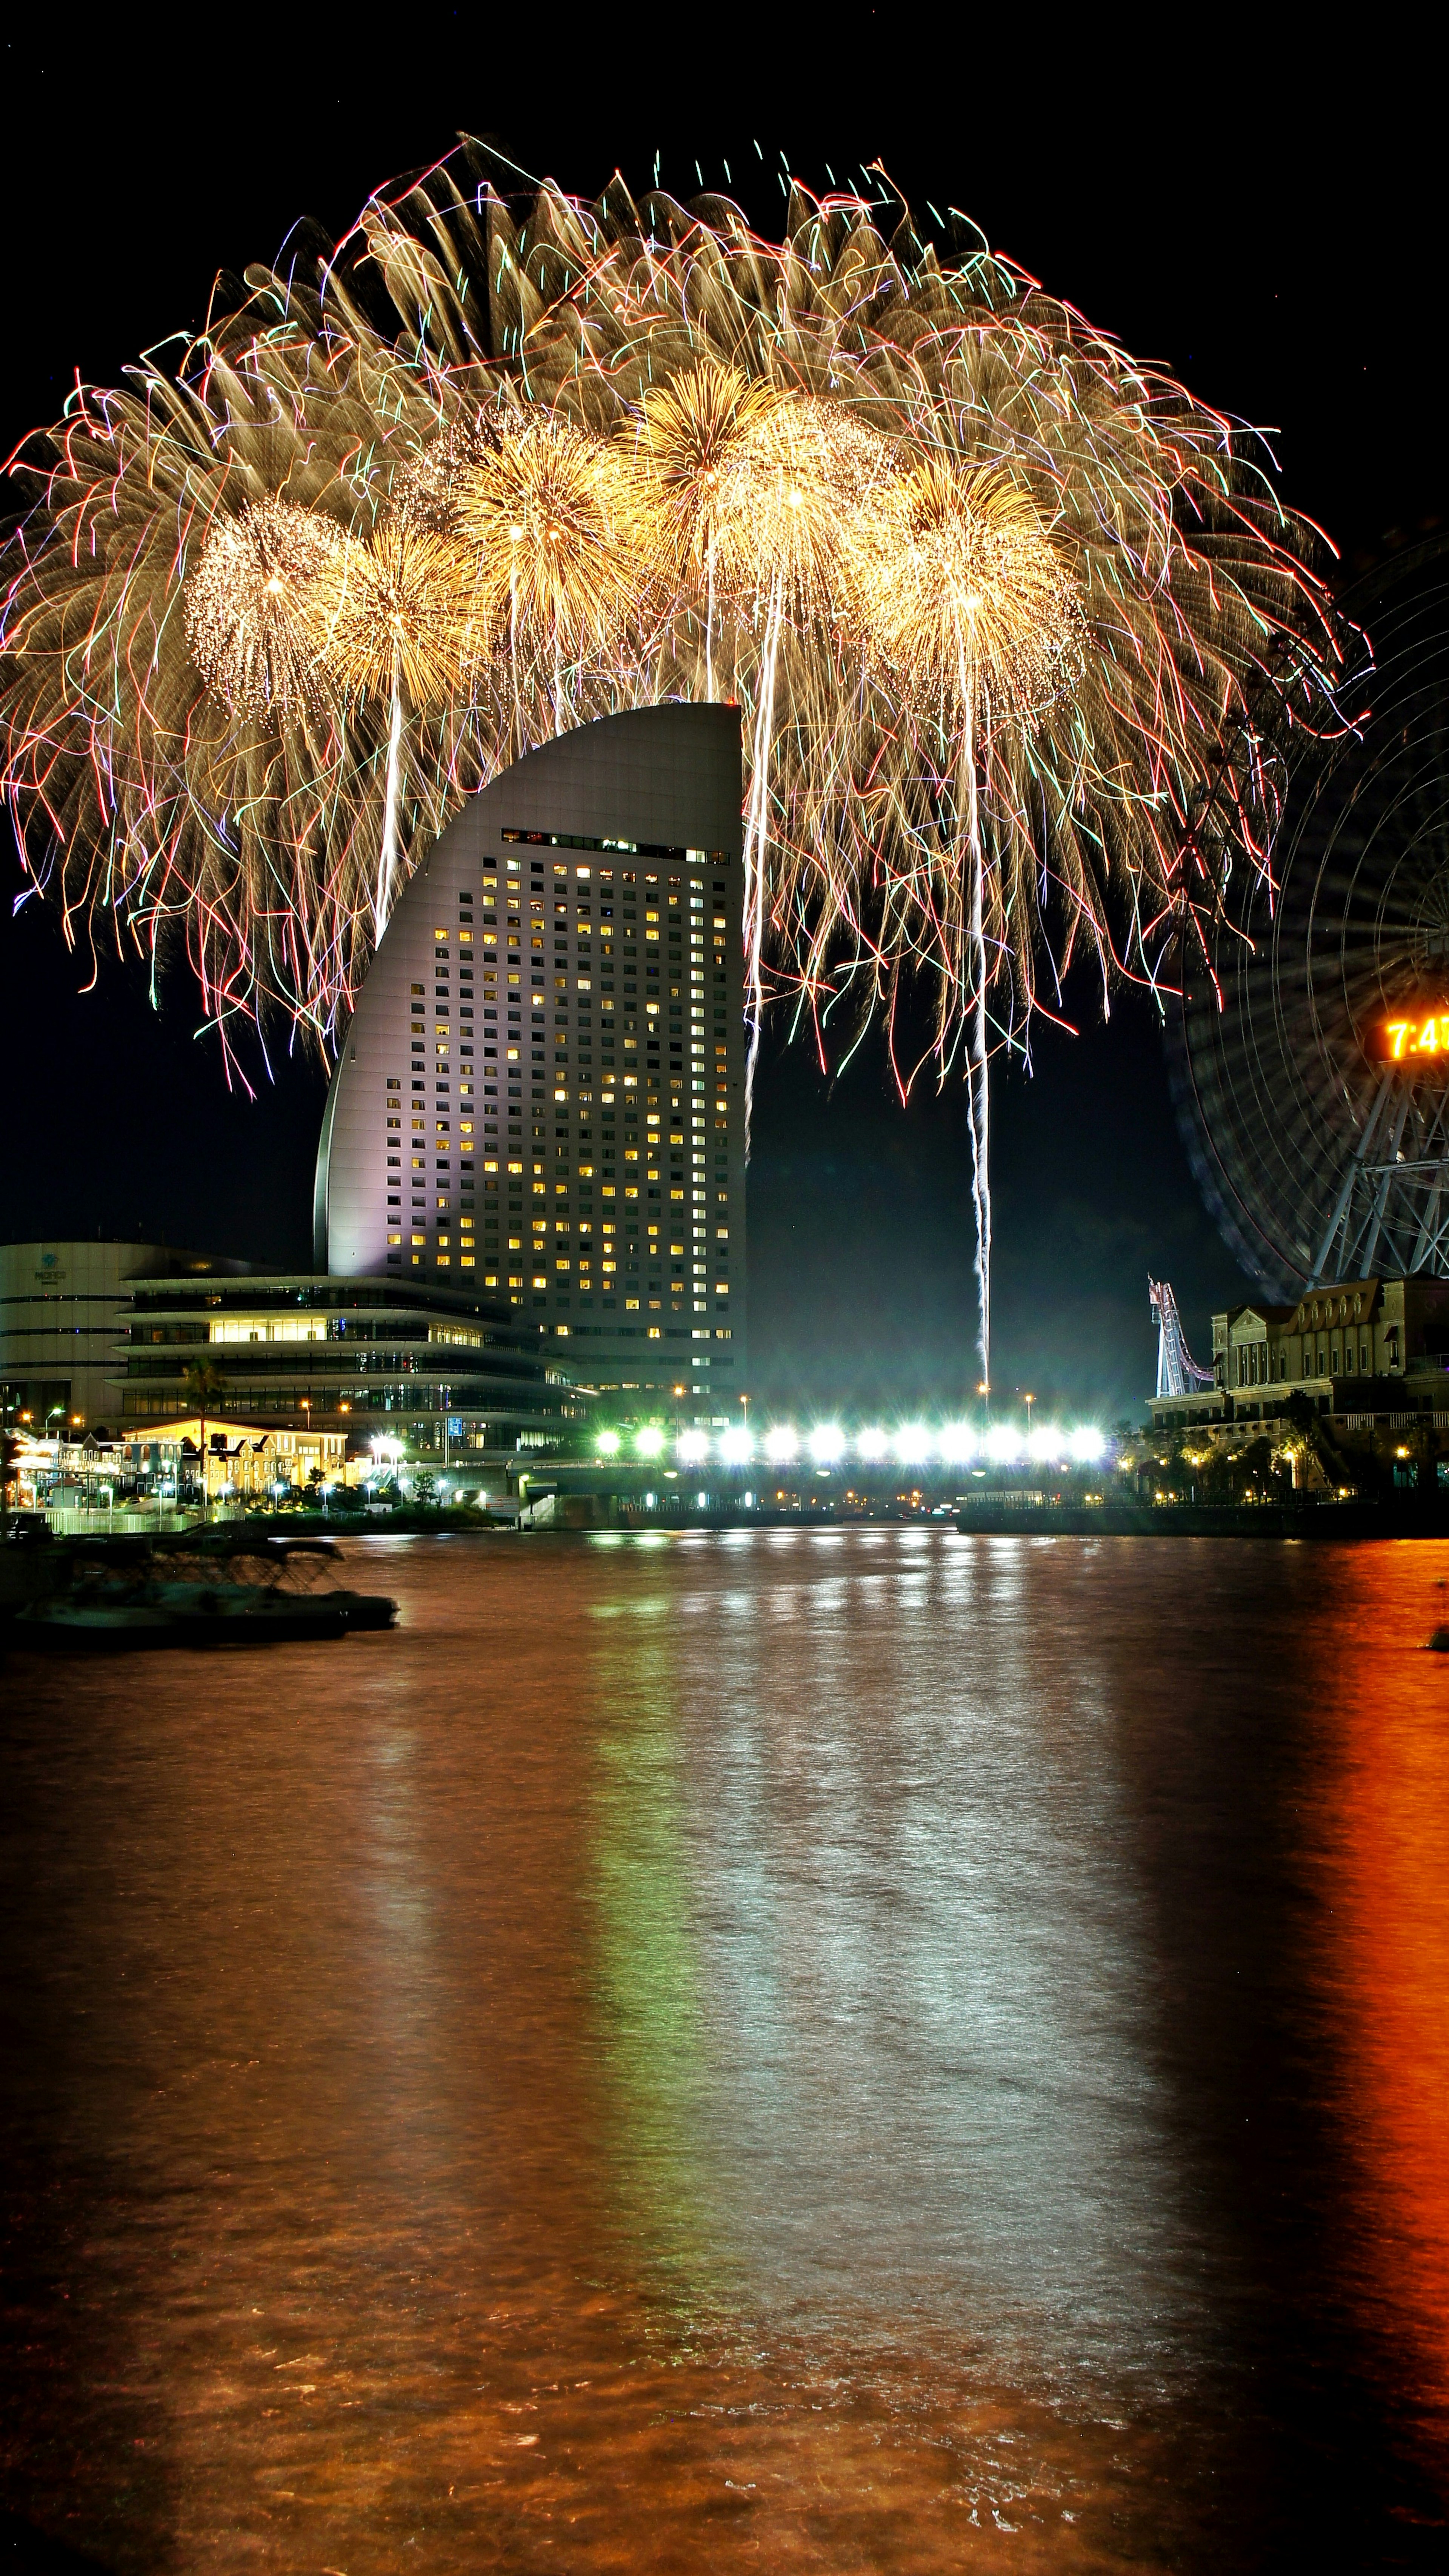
[1150,1279,1216,1400]
[1171,541,1449,1300]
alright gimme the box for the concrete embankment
[955,1500,1449,1539]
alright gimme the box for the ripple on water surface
[2,1528,1448,2569]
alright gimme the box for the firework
[848,462,1084,729]
[389,406,503,535]
[626,362,893,1116]
[0,302,458,1065]
[447,411,643,747]
[183,497,341,723]
[312,524,475,706]
[0,151,1347,1366]
[841,461,1087,1366]
[308,523,478,935]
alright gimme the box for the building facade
[1150,1272,1449,1431]
[115,1273,588,1466]
[314,703,746,1403]
[1,1240,251,1437]
[6,1420,350,1515]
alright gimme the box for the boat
[12,1534,397,1649]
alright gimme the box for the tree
[180,1359,229,1515]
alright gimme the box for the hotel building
[313,703,746,1402]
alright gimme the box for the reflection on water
[1,1529,1447,2570]
[1314,1558,1449,2463]
[589,1535,1192,2377]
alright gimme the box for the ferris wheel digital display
[1364,1008,1449,1068]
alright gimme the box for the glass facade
[118,1275,588,1460]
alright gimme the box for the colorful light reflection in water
[2,1530,1448,2571]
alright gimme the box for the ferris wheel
[1169,539,1449,1300]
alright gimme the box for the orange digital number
[1388,1021,1411,1058]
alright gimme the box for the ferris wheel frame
[1169,538,1449,1299]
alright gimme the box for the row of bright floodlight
[596,1423,1108,1468]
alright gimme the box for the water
[2,1528,1447,2570]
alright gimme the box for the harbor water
[2,1528,1447,2569]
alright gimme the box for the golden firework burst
[849,461,1085,729]
[454,413,640,664]
[631,360,888,632]
[312,524,475,705]
[183,497,341,723]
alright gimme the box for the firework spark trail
[741,577,784,1154]
[964,688,992,1389]
[377,683,404,938]
[0,150,1354,1366]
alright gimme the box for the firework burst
[183,497,342,723]
[308,524,477,935]
[0,149,1348,1367]
[452,411,643,741]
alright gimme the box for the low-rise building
[115,1271,592,1471]
[1150,1273,1449,1433]
[1,1240,251,1436]
[5,1420,351,1515]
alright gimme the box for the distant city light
[580,1416,1112,1487]
[894,1422,933,1463]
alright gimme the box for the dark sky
[3,24,1442,1422]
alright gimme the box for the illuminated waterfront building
[115,1273,588,1464]
[313,704,746,1401]
[0,1239,250,1437]
[1150,1272,1449,1431]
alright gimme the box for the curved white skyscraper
[314,704,745,1399]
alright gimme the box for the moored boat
[11,1535,397,1649]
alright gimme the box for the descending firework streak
[0,144,1347,1376]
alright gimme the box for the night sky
[3,29,1440,1422]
